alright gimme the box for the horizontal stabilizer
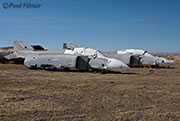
[4,52,18,60]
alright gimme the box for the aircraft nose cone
[107,58,129,70]
[156,57,174,65]
[164,60,174,64]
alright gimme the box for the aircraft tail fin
[14,41,34,51]
[63,43,81,50]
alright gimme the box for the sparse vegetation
[0,55,180,120]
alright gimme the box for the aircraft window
[102,64,104,67]
[25,46,27,49]
[144,53,153,57]
[143,51,147,55]
[33,57,35,59]
[48,59,50,61]
[97,51,105,57]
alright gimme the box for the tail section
[5,41,33,60]
[63,43,81,50]
[14,41,34,51]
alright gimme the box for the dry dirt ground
[0,57,180,121]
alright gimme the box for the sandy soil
[0,57,180,121]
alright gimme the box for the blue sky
[0,0,180,52]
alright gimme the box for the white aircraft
[63,43,174,67]
[102,49,174,67]
[5,41,129,71]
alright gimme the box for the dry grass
[0,55,180,120]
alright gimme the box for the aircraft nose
[107,58,129,70]
[156,57,174,65]
[164,59,174,64]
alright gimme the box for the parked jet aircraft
[63,43,174,67]
[0,45,44,63]
[6,41,129,71]
[101,49,174,67]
